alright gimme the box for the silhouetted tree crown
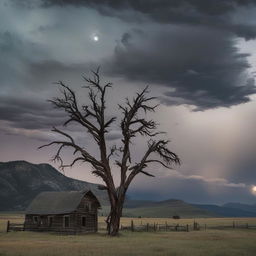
[40,69,180,236]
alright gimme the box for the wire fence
[6,219,256,234]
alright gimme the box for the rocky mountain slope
[0,160,107,210]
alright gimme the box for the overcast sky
[1,0,256,204]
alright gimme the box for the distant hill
[222,203,256,214]
[193,204,256,217]
[123,199,216,218]
[0,160,108,210]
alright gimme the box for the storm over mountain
[0,0,256,204]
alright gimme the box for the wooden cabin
[24,190,101,233]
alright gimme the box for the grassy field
[1,213,256,256]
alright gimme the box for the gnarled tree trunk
[106,194,125,236]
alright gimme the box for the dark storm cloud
[7,0,256,110]
[0,33,70,129]
[41,0,254,15]
[19,0,255,110]
[40,0,256,39]
[104,27,256,110]
[0,96,65,130]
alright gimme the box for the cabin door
[64,216,70,227]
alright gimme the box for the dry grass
[1,213,256,256]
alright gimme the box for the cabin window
[85,202,91,211]
[63,215,70,228]
[48,216,53,227]
[33,216,38,224]
[82,216,86,227]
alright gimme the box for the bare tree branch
[118,87,176,194]
[124,139,180,189]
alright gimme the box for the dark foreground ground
[1,214,256,256]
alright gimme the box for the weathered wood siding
[24,193,99,233]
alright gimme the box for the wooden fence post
[186,224,189,232]
[6,220,10,233]
[233,221,235,229]
[154,223,156,232]
[193,221,200,231]
[131,220,134,232]
[205,224,207,231]
[165,222,168,231]
[146,223,149,232]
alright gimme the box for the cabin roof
[26,190,101,215]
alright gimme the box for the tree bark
[106,195,125,236]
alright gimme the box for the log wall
[24,194,98,233]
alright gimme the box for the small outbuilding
[24,190,101,233]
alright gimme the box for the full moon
[93,35,99,42]
[252,186,256,194]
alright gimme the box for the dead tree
[40,69,180,236]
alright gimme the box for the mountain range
[1,160,256,218]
